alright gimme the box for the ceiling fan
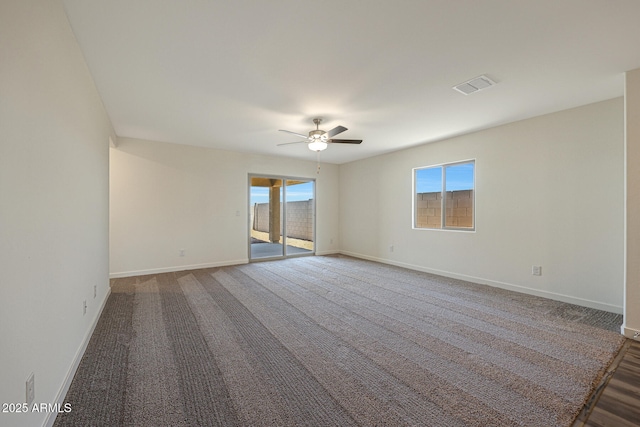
[278,118,362,152]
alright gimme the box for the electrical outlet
[532,265,542,276]
[94,285,97,299]
[389,245,394,252]
[26,373,34,405]
[83,300,87,315]
[179,249,185,257]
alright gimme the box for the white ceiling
[62,0,640,164]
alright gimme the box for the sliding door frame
[248,173,316,262]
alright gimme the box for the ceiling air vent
[453,75,496,95]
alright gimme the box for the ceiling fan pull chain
[317,151,321,174]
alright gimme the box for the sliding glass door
[249,175,315,261]
[284,179,315,255]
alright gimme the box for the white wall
[0,1,112,426]
[340,98,625,313]
[624,68,640,337]
[110,138,340,276]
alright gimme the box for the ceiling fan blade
[328,139,362,144]
[277,140,308,146]
[326,125,348,138]
[279,129,309,139]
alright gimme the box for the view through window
[414,160,475,230]
[249,176,315,260]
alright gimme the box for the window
[414,160,475,230]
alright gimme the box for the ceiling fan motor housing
[277,117,361,152]
[309,129,328,141]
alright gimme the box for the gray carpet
[54,255,625,427]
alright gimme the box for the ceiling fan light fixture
[308,140,328,151]
[278,118,361,153]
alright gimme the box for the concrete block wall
[286,199,314,241]
[415,190,473,228]
[253,202,271,233]
[252,199,314,241]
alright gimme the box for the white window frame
[412,159,475,231]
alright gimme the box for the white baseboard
[44,286,112,427]
[622,326,640,340]
[109,259,249,278]
[340,251,623,315]
[315,250,340,256]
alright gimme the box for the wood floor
[575,339,640,426]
